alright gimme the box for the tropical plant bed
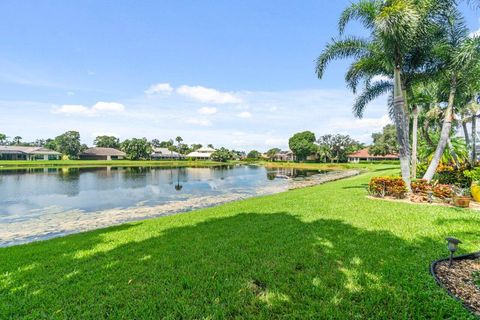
[431,253,480,316]
[368,176,478,208]
[366,195,480,210]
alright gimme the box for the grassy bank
[261,160,395,171]
[0,159,225,170]
[1,164,478,318]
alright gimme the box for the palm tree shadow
[0,212,470,318]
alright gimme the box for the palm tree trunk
[462,121,470,147]
[422,120,435,148]
[423,76,457,181]
[472,115,477,166]
[447,138,460,169]
[411,105,419,179]
[392,68,411,189]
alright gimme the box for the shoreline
[0,160,227,171]
[0,169,360,247]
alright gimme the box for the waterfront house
[151,147,185,160]
[0,146,61,160]
[79,147,126,160]
[347,148,399,163]
[273,150,296,162]
[186,146,216,160]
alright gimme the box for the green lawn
[1,164,479,319]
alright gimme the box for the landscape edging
[430,251,480,318]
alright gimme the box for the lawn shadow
[0,212,472,319]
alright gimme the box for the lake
[0,165,324,246]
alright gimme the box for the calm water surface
[0,165,322,246]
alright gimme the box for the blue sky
[0,1,478,151]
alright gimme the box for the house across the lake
[0,146,61,160]
[347,148,399,163]
[79,147,126,160]
[273,150,295,162]
[186,146,216,160]
[151,147,184,160]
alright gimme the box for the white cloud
[186,118,212,126]
[329,114,391,130]
[177,85,242,104]
[92,101,125,112]
[91,132,119,138]
[236,111,252,118]
[371,75,391,82]
[53,101,125,116]
[265,137,285,146]
[469,29,480,38]
[145,83,174,95]
[54,104,93,116]
[198,106,217,115]
[16,86,390,149]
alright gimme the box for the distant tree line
[0,132,242,161]
[287,131,365,163]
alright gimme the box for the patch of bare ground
[367,195,480,210]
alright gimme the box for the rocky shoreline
[288,169,360,190]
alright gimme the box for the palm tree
[12,136,22,145]
[266,148,280,161]
[418,134,468,165]
[0,133,7,146]
[175,136,183,146]
[422,7,480,180]
[316,0,433,187]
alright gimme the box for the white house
[151,147,184,160]
[186,146,216,160]
[0,146,61,160]
[347,148,399,163]
[79,147,126,160]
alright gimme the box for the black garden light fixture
[445,237,462,267]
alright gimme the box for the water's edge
[0,169,359,247]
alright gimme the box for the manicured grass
[1,164,479,318]
[261,160,396,171]
[0,159,224,170]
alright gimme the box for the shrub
[411,179,431,195]
[416,163,471,187]
[432,183,454,199]
[463,168,480,183]
[368,177,407,199]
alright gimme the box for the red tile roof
[347,148,398,159]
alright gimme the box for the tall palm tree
[422,6,480,180]
[456,80,480,165]
[316,0,432,187]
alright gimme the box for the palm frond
[452,36,480,70]
[338,0,379,34]
[315,36,370,79]
[345,51,390,93]
[353,80,393,118]
[375,0,422,46]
